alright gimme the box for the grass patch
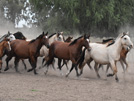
[31,89,38,92]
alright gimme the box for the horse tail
[77,48,86,69]
[45,44,55,66]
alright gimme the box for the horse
[79,37,132,76]
[13,31,27,40]
[4,32,49,74]
[39,32,64,68]
[0,39,11,72]
[64,36,73,42]
[57,36,73,70]
[45,34,90,77]
[78,32,133,82]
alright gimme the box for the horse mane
[48,33,56,38]
[102,38,114,43]
[107,40,115,47]
[69,36,83,46]
[29,34,44,44]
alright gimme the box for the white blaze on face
[8,41,11,51]
[86,39,89,42]
[45,36,48,39]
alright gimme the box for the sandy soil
[0,48,134,101]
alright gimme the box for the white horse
[78,32,133,82]
[39,32,64,67]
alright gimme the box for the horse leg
[94,62,100,78]
[14,57,20,73]
[87,60,93,70]
[0,59,2,73]
[106,64,110,73]
[66,63,75,77]
[4,55,12,71]
[119,59,125,72]
[122,58,128,72]
[107,61,118,82]
[22,59,27,70]
[27,57,37,74]
[58,58,63,75]
[74,64,79,77]
[65,60,69,70]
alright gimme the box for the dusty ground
[0,49,134,101]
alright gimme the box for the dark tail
[44,44,55,66]
[77,48,86,68]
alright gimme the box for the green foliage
[1,0,134,36]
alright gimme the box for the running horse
[0,39,11,72]
[40,32,64,68]
[4,32,49,74]
[45,34,90,76]
[78,32,133,82]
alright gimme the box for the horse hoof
[97,75,101,78]
[116,78,119,82]
[27,69,31,72]
[34,72,38,75]
[4,68,9,71]
[107,74,113,77]
[65,74,68,77]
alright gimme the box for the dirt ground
[0,48,134,101]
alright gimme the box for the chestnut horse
[45,34,90,76]
[4,32,49,74]
[0,39,11,72]
[58,36,73,70]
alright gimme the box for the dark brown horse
[4,32,49,74]
[0,39,11,72]
[45,34,90,76]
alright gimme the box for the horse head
[83,34,91,51]
[42,32,49,48]
[7,34,16,41]
[121,32,133,51]
[57,32,64,42]
[3,40,11,51]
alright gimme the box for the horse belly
[54,48,70,60]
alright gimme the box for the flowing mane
[102,38,114,43]
[48,33,56,38]
[29,33,44,44]
[69,36,83,46]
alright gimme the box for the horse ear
[42,32,45,35]
[84,34,87,39]
[126,31,129,35]
[60,32,63,35]
[87,34,90,39]
[45,32,48,36]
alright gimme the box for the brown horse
[0,39,11,72]
[4,32,49,74]
[45,34,90,76]
[58,36,73,70]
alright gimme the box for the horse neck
[32,39,43,53]
[112,38,123,54]
[75,40,84,52]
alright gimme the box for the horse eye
[124,38,127,40]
